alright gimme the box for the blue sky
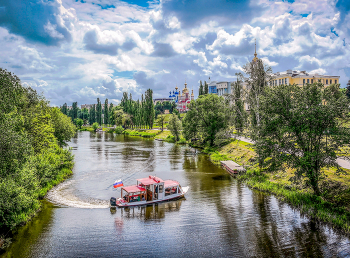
[0,0,349,106]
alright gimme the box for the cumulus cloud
[0,0,73,45]
[1,0,350,106]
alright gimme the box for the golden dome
[175,85,178,91]
[182,81,189,94]
[191,89,194,96]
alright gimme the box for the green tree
[258,82,350,195]
[114,108,125,126]
[72,102,78,120]
[50,107,76,146]
[199,80,203,96]
[74,118,84,129]
[104,99,109,125]
[92,122,99,132]
[109,103,114,125]
[144,89,154,129]
[167,114,182,142]
[345,80,350,99]
[60,103,68,115]
[243,58,272,133]
[182,94,229,146]
[156,114,166,131]
[230,77,246,133]
[204,81,208,95]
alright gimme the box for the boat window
[159,184,163,193]
[165,187,177,196]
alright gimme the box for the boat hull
[115,193,185,207]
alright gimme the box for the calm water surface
[2,131,350,257]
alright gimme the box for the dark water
[2,132,350,257]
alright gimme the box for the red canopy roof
[137,176,164,185]
[122,185,146,193]
[164,180,179,188]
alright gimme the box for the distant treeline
[0,68,76,238]
[61,88,179,129]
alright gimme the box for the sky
[0,0,349,106]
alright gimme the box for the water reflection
[113,200,183,221]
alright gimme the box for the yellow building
[270,70,340,87]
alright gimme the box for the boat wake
[46,180,110,209]
[182,186,190,194]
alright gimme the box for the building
[216,81,232,96]
[80,104,107,110]
[153,98,173,105]
[168,82,194,113]
[208,80,218,94]
[270,70,340,87]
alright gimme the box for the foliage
[113,108,125,126]
[0,68,75,233]
[199,80,203,96]
[182,94,230,146]
[167,114,182,142]
[104,99,109,125]
[114,125,124,134]
[92,122,99,132]
[258,82,350,195]
[156,114,166,131]
[242,58,272,136]
[74,118,83,129]
[204,81,208,95]
[144,89,155,129]
[230,77,247,133]
[50,108,76,146]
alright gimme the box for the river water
[2,132,350,257]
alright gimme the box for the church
[169,81,194,113]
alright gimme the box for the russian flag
[113,179,123,188]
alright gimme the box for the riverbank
[208,139,350,234]
[0,159,73,251]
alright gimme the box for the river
[2,131,350,257]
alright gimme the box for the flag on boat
[113,179,123,188]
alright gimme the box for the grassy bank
[207,139,350,234]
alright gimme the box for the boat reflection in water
[110,199,183,221]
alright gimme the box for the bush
[115,126,124,134]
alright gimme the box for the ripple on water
[46,180,110,209]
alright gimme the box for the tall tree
[61,103,68,115]
[144,89,155,129]
[72,102,78,120]
[231,77,246,133]
[104,99,109,125]
[96,98,102,125]
[199,80,204,96]
[204,81,209,95]
[109,103,114,125]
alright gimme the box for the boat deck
[220,160,245,175]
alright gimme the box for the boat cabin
[115,176,184,207]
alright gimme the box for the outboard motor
[110,197,117,206]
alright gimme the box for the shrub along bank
[208,139,350,234]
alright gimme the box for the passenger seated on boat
[165,188,171,196]
[171,188,177,194]
[142,196,145,201]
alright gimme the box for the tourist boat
[110,176,189,207]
